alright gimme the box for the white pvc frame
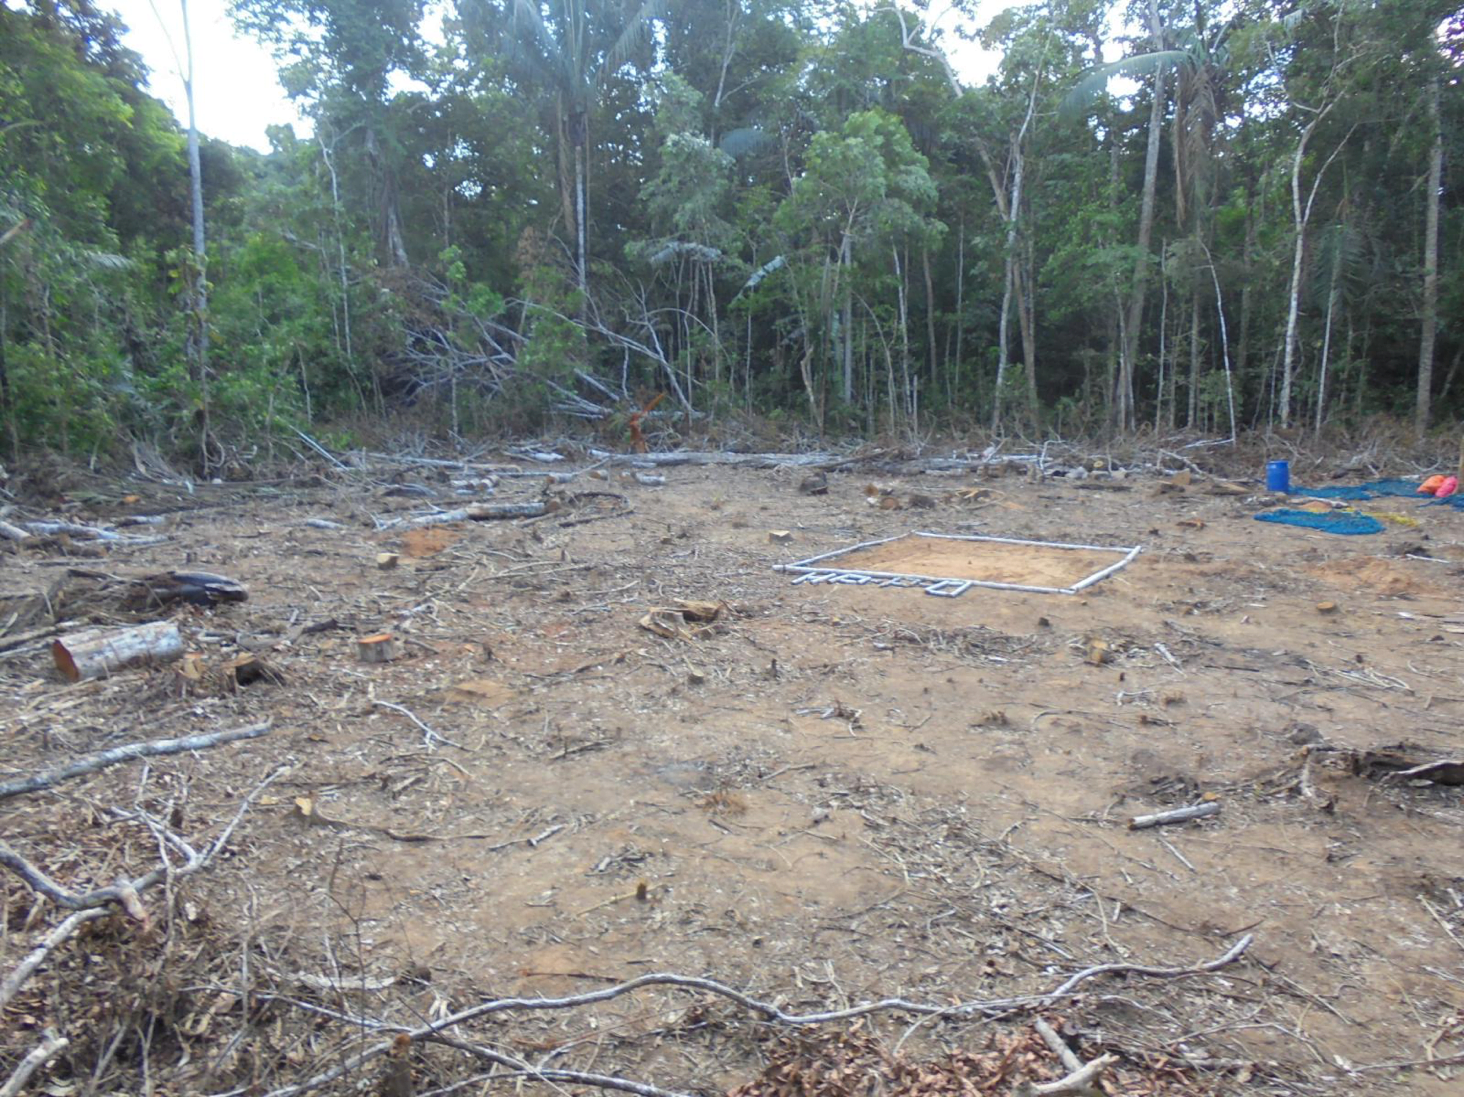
[774,531,1143,596]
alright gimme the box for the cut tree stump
[357,633,403,663]
[52,621,184,682]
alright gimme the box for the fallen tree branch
[227,935,1253,1097]
[1024,1053,1118,1096]
[0,1029,70,1097]
[0,721,272,801]
[0,909,109,1011]
[0,620,80,654]
[1032,1017,1083,1073]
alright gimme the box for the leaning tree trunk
[1416,77,1442,433]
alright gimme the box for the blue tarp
[1254,509,1385,535]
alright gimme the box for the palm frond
[732,254,785,300]
[601,0,665,84]
[1060,50,1194,117]
[719,127,769,158]
[81,250,134,271]
[650,240,723,265]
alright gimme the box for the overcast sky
[104,0,1006,153]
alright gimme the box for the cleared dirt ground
[3,456,1463,1095]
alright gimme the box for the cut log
[376,552,400,570]
[0,520,32,542]
[52,621,184,682]
[466,501,555,520]
[377,500,555,531]
[357,633,403,663]
[1128,801,1221,830]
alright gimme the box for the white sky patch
[106,0,309,151]
[100,0,1024,154]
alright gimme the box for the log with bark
[376,500,557,530]
[52,620,184,682]
[1128,801,1221,830]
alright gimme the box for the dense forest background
[0,0,1459,469]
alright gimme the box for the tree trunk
[556,103,576,245]
[180,0,210,464]
[1019,234,1038,411]
[841,234,853,401]
[1202,241,1236,440]
[0,284,16,462]
[1416,77,1442,433]
[1236,187,1256,393]
[994,240,1015,430]
[953,219,965,396]
[922,245,938,393]
[364,127,409,268]
[571,106,589,303]
[1119,0,1166,432]
[1281,113,1348,429]
[1316,240,1342,433]
[1187,288,1200,427]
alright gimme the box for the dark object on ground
[799,471,828,495]
[130,571,249,608]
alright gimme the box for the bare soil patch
[824,533,1129,588]
[3,460,1463,1096]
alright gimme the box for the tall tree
[1416,75,1442,431]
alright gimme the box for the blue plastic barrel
[1266,460,1290,493]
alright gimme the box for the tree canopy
[0,0,1459,462]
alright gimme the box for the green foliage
[1,0,1460,466]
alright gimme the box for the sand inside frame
[796,533,1137,590]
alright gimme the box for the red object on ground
[1437,476,1458,498]
[1418,475,1446,494]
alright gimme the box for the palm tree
[503,0,663,302]
[1063,1,1234,430]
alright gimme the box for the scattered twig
[371,699,464,750]
[0,721,272,801]
[1346,1051,1464,1074]
[0,767,286,1010]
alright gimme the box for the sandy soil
[818,533,1130,588]
[3,460,1463,1095]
